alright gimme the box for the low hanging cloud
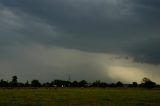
[0,0,160,83]
[1,44,160,83]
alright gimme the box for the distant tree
[93,80,101,87]
[31,80,41,87]
[43,82,50,87]
[65,81,71,87]
[157,84,160,88]
[18,83,25,87]
[141,77,150,83]
[52,80,63,87]
[25,80,30,87]
[99,82,108,88]
[144,81,156,88]
[79,80,88,87]
[0,79,9,87]
[72,81,79,87]
[51,80,71,87]
[11,75,18,87]
[132,82,138,87]
[116,81,123,87]
[109,83,116,87]
[141,77,156,88]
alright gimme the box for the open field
[0,88,160,106]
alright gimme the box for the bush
[31,80,41,87]
[144,81,156,88]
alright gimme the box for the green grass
[0,88,159,106]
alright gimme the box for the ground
[0,87,160,106]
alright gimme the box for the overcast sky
[0,0,160,83]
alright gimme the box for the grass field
[0,88,160,106]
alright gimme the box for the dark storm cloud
[0,0,160,64]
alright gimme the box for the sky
[0,0,160,83]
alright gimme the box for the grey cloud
[0,45,112,82]
[1,44,160,83]
[0,0,160,65]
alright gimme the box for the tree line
[0,76,158,88]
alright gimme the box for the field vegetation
[0,76,159,105]
[0,87,160,106]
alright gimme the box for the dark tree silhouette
[43,82,51,87]
[11,75,18,87]
[93,80,101,87]
[109,83,116,87]
[99,82,108,88]
[79,80,88,87]
[25,80,30,87]
[116,81,123,87]
[132,82,138,87]
[0,79,8,87]
[31,80,41,87]
[141,77,156,88]
[144,81,156,88]
[52,80,63,87]
[72,81,79,87]
[51,80,69,87]
[141,77,150,83]
[0,75,158,88]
